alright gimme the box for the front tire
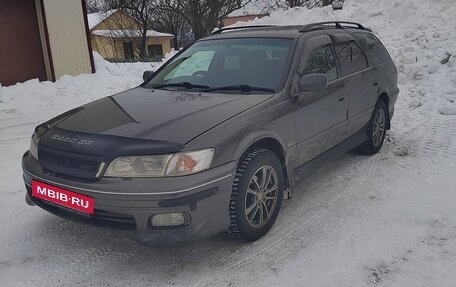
[358,100,388,155]
[227,149,284,241]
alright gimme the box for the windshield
[146,38,293,93]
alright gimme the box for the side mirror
[143,70,155,82]
[299,74,328,91]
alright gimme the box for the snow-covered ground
[1,0,456,286]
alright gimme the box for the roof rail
[299,21,372,32]
[211,25,277,35]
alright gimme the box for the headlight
[165,149,215,176]
[30,133,39,160]
[104,148,215,178]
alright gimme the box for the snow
[92,29,174,38]
[439,106,456,115]
[0,51,175,118]
[1,0,456,286]
[87,9,117,30]
[228,0,280,17]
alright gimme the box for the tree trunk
[189,0,205,40]
[141,27,147,59]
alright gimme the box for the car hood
[47,87,272,144]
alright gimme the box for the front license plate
[32,180,94,214]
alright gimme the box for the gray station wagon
[22,22,399,246]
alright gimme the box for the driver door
[294,35,349,166]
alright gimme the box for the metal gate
[0,0,47,86]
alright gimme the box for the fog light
[151,213,185,227]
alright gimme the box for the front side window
[146,38,293,93]
[334,41,368,77]
[303,45,337,82]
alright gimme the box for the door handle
[373,81,379,86]
[338,96,346,102]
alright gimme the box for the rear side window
[334,42,368,77]
[354,32,392,64]
[303,44,337,81]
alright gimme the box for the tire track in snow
[225,144,401,271]
[185,160,360,286]
[420,117,456,159]
[217,161,359,272]
[20,228,140,286]
[191,140,402,286]
[391,115,456,181]
[3,219,87,260]
[1,220,91,285]
[187,172,351,286]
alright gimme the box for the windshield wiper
[203,85,275,93]
[153,82,210,90]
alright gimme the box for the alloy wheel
[244,165,279,228]
[373,109,386,147]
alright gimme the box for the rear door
[331,37,378,136]
[294,35,349,166]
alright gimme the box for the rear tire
[358,100,388,155]
[227,149,284,241]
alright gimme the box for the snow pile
[92,29,174,38]
[228,0,282,17]
[246,0,456,130]
[0,51,175,124]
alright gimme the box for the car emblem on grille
[50,134,94,146]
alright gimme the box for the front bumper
[22,152,236,246]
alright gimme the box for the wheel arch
[234,133,291,189]
[377,92,391,130]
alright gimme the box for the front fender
[232,129,286,161]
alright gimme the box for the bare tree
[91,0,342,53]
[286,0,336,8]
[158,0,252,40]
[86,0,103,12]
[152,0,191,48]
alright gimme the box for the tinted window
[334,42,368,77]
[303,45,337,81]
[354,32,391,64]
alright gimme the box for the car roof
[202,22,373,41]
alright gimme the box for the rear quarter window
[354,32,392,64]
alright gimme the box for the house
[0,0,95,86]
[222,1,274,27]
[222,13,270,27]
[88,10,174,62]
